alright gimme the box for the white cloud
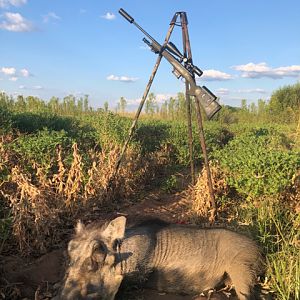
[232,62,300,79]
[236,88,267,94]
[19,85,43,90]
[0,12,34,32]
[32,85,43,90]
[101,12,116,20]
[43,12,61,23]
[216,88,230,95]
[126,93,177,106]
[0,0,27,8]
[106,74,138,82]
[1,66,16,75]
[156,93,177,104]
[125,97,141,106]
[1,67,33,78]
[9,76,18,81]
[200,69,233,81]
[20,68,30,77]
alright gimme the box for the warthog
[59,217,264,300]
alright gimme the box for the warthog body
[60,217,264,300]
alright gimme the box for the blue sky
[0,0,300,110]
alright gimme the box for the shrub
[85,112,132,146]
[165,121,233,165]
[214,129,300,198]
[0,105,13,134]
[135,120,171,154]
[9,129,73,171]
[12,112,98,150]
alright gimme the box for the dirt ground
[0,174,241,300]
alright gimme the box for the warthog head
[60,217,126,300]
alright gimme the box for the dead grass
[187,164,229,223]
[0,140,160,255]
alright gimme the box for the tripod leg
[185,83,195,185]
[194,97,217,221]
[110,18,178,182]
[180,12,216,221]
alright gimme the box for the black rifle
[119,8,221,119]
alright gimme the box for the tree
[83,95,89,112]
[249,102,257,115]
[77,97,83,113]
[104,101,109,112]
[168,97,176,119]
[63,95,76,114]
[241,99,248,111]
[177,92,186,120]
[119,97,127,114]
[15,95,26,112]
[257,99,268,122]
[145,93,156,116]
[269,82,300,122]
[160,100,168,118]
[48,96,59,113]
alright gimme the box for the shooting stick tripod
[112,11,217,221]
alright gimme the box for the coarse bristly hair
[61,216,265,300]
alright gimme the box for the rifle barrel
[119,8,134,23]
[119,8,161,50]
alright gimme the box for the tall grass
[243,198,299,300]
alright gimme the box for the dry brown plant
[8,166,60,253]
[51,145,66,195]
[188,163,229,223]
[84,144,148,203]
[117,148,148,199]
[282,170,300,214]
[64,143,83,207]
[83,144,120,202]
[1,141,154,255]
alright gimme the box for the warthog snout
[59,216,264,300]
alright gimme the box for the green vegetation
[0,82,299,299]
[214,128,300,197]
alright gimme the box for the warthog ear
[102,216,126,241]
[75,220,85,234]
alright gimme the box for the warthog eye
[91,241,108,264]
[94,241,107,253]
[82,257,98,272]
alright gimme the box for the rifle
[119,8,221,119]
